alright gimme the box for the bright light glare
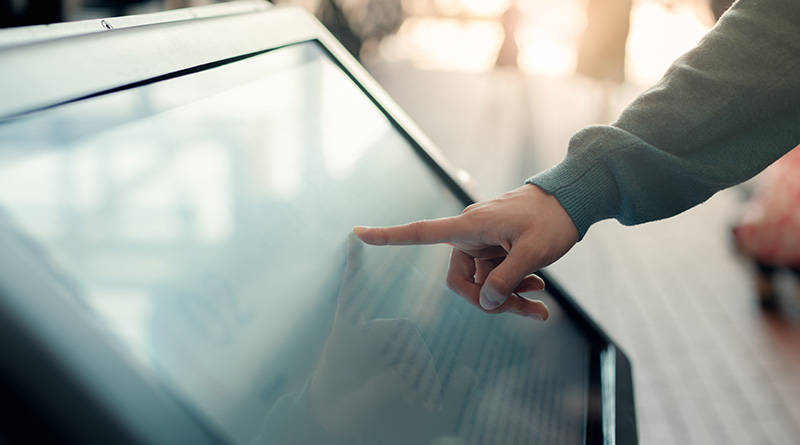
[376,0,711,82]
[321,60,388,177]
[378,0,584,75]
[626,1,712,85]
[518,25,577,75]
[516,0,585,75]
[432,0,460,15]
[381,17,504,72]
[460,0,510,17]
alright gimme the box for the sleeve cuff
[526,126,627,239]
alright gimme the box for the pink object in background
[733,145,800,267]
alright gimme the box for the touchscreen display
[0,42,589,444]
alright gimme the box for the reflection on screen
[0,42,588,444]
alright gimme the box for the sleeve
[527,0,800,239]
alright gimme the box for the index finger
[353,216,463,246]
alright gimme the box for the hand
[354,184,579,320]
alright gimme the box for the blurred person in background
[274,0,404,60]
[733,146,800,311]
[355,0,800,322]
[577,0,631,83]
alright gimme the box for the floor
[367,61,800,445]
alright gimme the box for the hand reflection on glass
[308,233,443,439]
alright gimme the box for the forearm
[530,0,800,238]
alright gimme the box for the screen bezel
[0,3,636,444]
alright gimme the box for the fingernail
[480,288,504,310]
[353,226,370,235]
[527,313,544,321]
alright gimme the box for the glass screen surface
[0,41,589,444]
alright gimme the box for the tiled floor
[368,62,800,444]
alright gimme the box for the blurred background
[1,0,719,85]
[2,0,800,443]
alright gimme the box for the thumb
[479,247,540,311]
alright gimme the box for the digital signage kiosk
[0,2,636,443]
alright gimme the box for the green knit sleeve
[528,0,800,239]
